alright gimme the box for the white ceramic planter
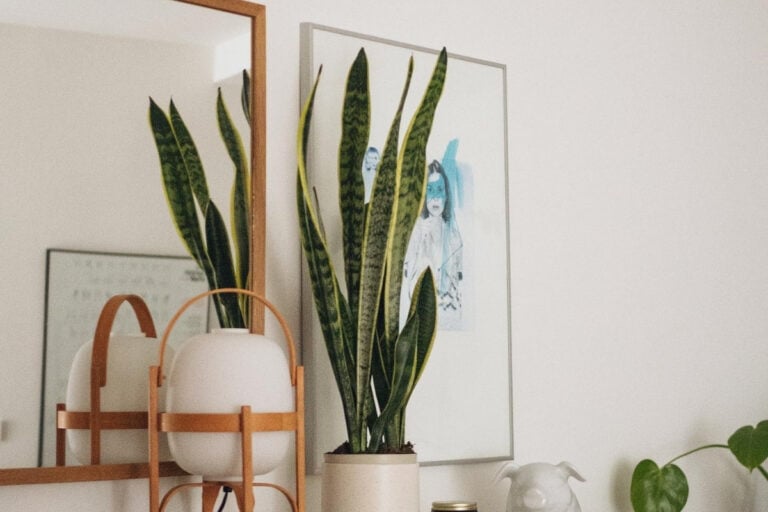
[321,452,420,512]
[66,333,172,464]
[165,328,293,481]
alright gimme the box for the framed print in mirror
[39,249,210,466]
[300,23,512,471]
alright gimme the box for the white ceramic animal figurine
[495,461,585,512]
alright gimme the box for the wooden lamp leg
[202,485,223,512]
[241,405,255,512]
[296,367,306,512]
[56,403,67,466]
[148,365,161,512]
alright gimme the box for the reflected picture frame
[39,249,210,466]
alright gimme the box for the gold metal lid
[431,501,478,511]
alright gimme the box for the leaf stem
[758,465,768,482]
[667,444,729,465]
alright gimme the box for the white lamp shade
[66,333,172,464]
[165,328,293,481]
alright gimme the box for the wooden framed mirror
[0,0,265,485]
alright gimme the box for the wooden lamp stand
[56,294,159,466]
[147,288,305,512]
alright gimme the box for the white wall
[2,0,768,510]
[271,0,768,510]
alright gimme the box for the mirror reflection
[0,0,250,468]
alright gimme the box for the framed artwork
[38,249,210,466]
[300,24,512,471]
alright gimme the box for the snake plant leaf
[371,283,393,398]
[367,297,421,452]
[204,201,245,328]
[385,48,448,344]
[297,68,362,450]
[370,281,393,441]
[168,101,240,327]
[339,48,370,321]
[148,99,209,273]
[354,51,415,437]
[216,88,250,292]
[390,267,437,448]
[169,100,210,209]
[364,75,411,444]
[728,421,768,471]
[369,267,437,451]
[630,459,688,512]
[298,190,358,436]
[365,57,413,367]
[241,69,251,127]
[404,266,437,396]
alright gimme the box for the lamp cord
[216,486,233,512]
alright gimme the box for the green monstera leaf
[728,420,768,471]
[631,420,768,511]
[630,459,689,512]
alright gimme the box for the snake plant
[148,71,251,328]
[297,48,448,453]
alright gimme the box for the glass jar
[431,501,478,512]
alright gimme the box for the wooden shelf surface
[0,461,188,486]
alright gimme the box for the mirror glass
[0,0,251,469]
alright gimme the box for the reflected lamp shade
[66,333,173,464]
[165,328,293,481]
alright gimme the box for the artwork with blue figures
[361,139,472,331]
[361,139,471,330]
[403,138,470,330]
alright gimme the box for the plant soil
[329,441,416,455]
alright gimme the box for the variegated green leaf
[405,266,437,396]
[217,89,250,292]
[238,71,252,318]
[370,282,392,428]
[240,72,253,318]
[205,201,245,328]
[368,306,420,452]
[169,100,209,209]
[354,53,415,436]
[385,48,448,342]
[385,267,437,449]
[297,68,363,451]
[148,99,211,277]
[241,69,251,127]
[339,48,370,322]
[299,156,362,452]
